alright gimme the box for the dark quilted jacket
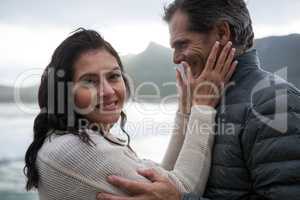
[183,49,300,200]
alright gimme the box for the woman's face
[72,49,126,126]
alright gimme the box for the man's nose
[173,51,184,64]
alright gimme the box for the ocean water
[0,102,177,200]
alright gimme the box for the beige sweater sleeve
[37,105,216,199]
[168,105,216,194]
[161,111,190,170]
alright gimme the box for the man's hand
[96,169,182,200]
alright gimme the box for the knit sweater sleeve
[161,111,190,170]
[164,105,216,194]
[37,105,216,199]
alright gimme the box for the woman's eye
[82,79,98,85]
[109,73,121,80]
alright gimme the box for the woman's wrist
[190,104,217,124]
[192,98,218,108]
[178,100,191,115]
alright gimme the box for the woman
[24,28,237,199]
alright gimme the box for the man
[97,0,300,199]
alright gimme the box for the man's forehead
[169,11,189,45]
[169,11,189,31]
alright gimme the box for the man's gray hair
[164,0,254,52]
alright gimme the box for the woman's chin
[99,116,120,124]
[89,113,121,125]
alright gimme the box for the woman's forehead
[77,50,118,66]
[73,50,120,79]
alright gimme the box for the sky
[1,0,300,86]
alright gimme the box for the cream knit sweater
[37,106,216,199]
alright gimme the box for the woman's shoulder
[37,131,103,163]
[36,130,136,179]
[37,130,128,166]
[41,131,91,150]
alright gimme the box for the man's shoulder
[245,68,300,108]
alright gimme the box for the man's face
[169,10,218,76]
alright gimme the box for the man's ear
[215,21,231,45]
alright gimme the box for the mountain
[1,34,299,103]
[122,42,177,101]
[254,34,300,88]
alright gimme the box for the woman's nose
[99,80,115,97]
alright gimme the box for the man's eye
[180,42,188,49]
[174,42,184,50]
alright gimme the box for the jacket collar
[231,49,261,83]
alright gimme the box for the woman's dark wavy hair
[23,28,131,190]
[164,0,254,52]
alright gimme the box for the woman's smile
[96,99,119,111]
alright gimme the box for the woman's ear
[215,21,231,46]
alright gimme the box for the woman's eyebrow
[78,73,97,80]
[77,66,121,79]
[112,66,121,71]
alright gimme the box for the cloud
[247,0,300,25]
[1,0,299,29]
[0,0,172,28]
[0,0,299,85]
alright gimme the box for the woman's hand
[176,65,192,114]
[177,41,238,110]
